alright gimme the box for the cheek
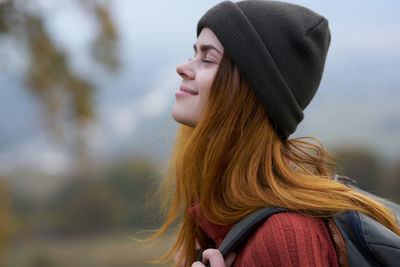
[199,69,218,99]
[196,75,215,112]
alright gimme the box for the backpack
[200,178,400,267]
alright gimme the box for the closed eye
[202,59,216,64]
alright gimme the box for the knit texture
[189,205,339,266]
[197,0,331,139]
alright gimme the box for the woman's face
[172,27,224,127]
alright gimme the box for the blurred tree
[333,146,384,194]
[18,156,163,237]
[105,157,162,227]
[0,180,13,262]
[386,160,400,202]
[57,181,125,235]
[92,4,120,70]
[0,0,119,164]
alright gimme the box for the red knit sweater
[189,205,339,267]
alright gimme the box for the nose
[176,60,195,80]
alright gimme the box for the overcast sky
[1,0,400,174]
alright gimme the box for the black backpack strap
[218,207,289,256]
[199,207,288,266]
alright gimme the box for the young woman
[149,1,400,266]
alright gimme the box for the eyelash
[188,57,215,64]
[202,59,215,63]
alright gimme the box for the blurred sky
[1,0,400,175]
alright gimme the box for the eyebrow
[193,44,222,55]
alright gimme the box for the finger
[191,261,205,267]
[173,246,183,264]
[202,249,225,267]
[225,252,237,266]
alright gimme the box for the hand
[191,249,236,267]
[174,241,201,267]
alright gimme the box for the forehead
[196,27,224,52]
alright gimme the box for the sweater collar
[188,204,233,247]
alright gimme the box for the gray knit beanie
[197,0,331,140]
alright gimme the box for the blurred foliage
[334,146,400,202]
[0,181,13,260]
[0,0,119,141]
[334,146,381,191]
[52,181,125,236]
[387,161,400,203]
[92,5,120,70]
[10,156,161,239]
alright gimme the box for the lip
[179,86,198,95]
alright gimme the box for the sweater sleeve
[233,212,339,267]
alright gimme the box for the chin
[171,106,197,127]
[172,114,196,127]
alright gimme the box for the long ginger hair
[149,53,400,266]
